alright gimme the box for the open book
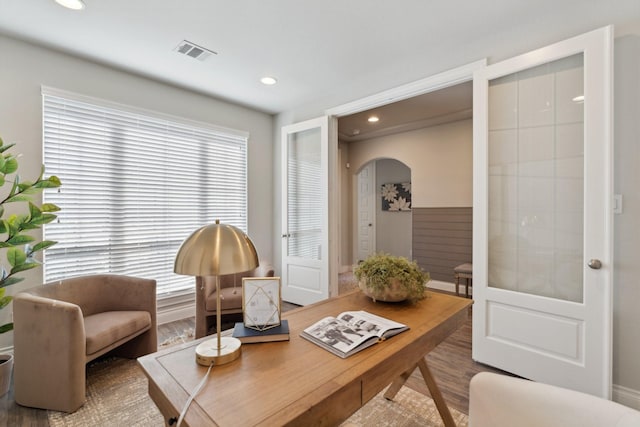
[300,311,408,358]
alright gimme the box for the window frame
[41,86,250,299]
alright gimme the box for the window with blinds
[42,88,248,298]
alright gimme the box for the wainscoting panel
[412,207,472,282]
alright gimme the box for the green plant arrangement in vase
[0,136,61,334]
[354,253,430,303]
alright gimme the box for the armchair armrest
[252,263,275,278]
[13,292,87,412]
[469,372,640,427]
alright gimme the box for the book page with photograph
[300,311,408,358]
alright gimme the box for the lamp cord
[176,363,214,427]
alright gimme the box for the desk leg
[383,367,413,400]
[384,358,456,427]
[417,358,456,427]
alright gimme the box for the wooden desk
[138,290,471,426]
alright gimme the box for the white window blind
[42,88,248,298]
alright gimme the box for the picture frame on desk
[242,277,282,331]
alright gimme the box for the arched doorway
[355,158,412,263]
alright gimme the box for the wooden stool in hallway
[454,263,473,298]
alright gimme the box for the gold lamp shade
[174,220,259,276]
[174,220,259,366]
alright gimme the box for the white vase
[358,278,410,302]
[0,354,13,397]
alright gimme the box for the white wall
[340,120,471,268]
[375,159,412,258]
[0,34,274,349]
[349,120,472,208]
[612,34,640,403]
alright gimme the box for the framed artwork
[381,182,411,211]
[242,277,282,331]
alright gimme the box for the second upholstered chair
[195,262,274,338]
[469,372,640,426]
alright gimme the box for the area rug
[159,328,195,348]
[47,357,163,427]
[342,387,468,427]
[48,357,468,426]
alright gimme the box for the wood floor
[405,305,506,414]
[1,289,501,426]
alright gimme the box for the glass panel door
[488,54,584,302]
[287,127,322,260]
[281,117,329,305]
[473,26,612,397]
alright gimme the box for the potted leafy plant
[0,135,61,396]
[354,253,429,303]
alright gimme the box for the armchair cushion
[84,310,151,356]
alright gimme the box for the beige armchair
[12,274,157,413]
[195,263,274,338]
[469,372,640,427]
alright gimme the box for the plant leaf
[34,175,61,188]
[2,157,18,174]
[6,247,27,267]
[0,295,11,310]
[0,322,13,333]
[0,141,15,153]
[10,261,40,275]
[0,276,24,288]
[41,203,61,213]
[28,202,43,219]
[4,194,32,203]
[29,213,57,226]
[31,240,57,253]
[7,234,35,246]
[17,181,34,191]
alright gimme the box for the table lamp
[174,219,259,366]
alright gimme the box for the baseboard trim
[157,302,195,325]
[427,279,472,295]
[613,384,640,410]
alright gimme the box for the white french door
[472,26,613,397]
[281,117,329,305]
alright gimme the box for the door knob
[588,259,602,270]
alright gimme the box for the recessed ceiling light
[54,0,85,10]
[260,76,278,85]
[368,116,379,123]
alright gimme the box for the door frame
[326,59,486,286]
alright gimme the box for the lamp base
[195,337,242,366]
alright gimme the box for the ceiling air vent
[174,40,217,62]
